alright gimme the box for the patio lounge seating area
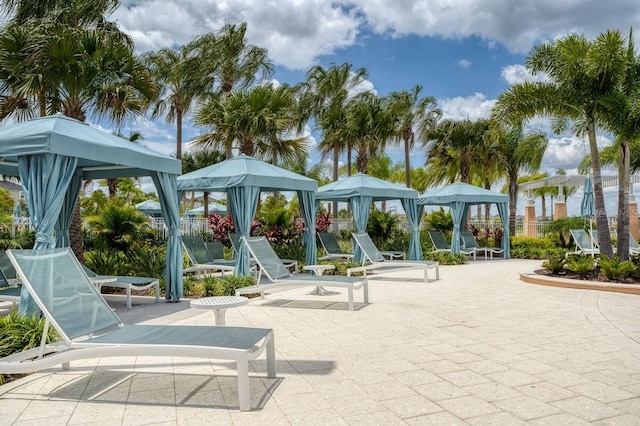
[2,258,639,422]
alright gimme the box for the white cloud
[501,64,548,85]
[458,59,472,69]
[349,0,640,54]
[113,0,363,69]
[439,92,495,121]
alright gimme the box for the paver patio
[1,259,639,425]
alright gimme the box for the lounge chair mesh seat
[2,248,275,411]
[230,233,298,272]
[0,251,21,304]
[348,233,439,282]
[236,236,368,311]
[318,232,354,261]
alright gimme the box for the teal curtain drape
[351,195,373,263]
[402,198,423,260]
[152,172,183,301]
[298,190,318,267]
[54,171,82,248]
[496,202,511,258]
[230,186,260,276]
[450,201,466,254]
[18,153,78,314]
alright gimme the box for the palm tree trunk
[540,195,547,221]
[617,140,630,260]
[404,136,411,187]
[107,178,117,199]
[176,108,183,159]
[332,149,339,219]
[509,174,518,236]
[586,118,613,257]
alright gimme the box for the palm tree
[143,46,209,159]
[422,118,490,185]
[193,84,307,164]
[297,63,369,216]
[189,22,274,158]
[488,124,547,235]
[491,32,628,257]
[0,0,157,259]
[387,86,441,187]
[595,30,640,260]
[343,92,395,174]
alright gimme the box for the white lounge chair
[2,248,275,411]
[0,251,21,306]
[236,236,369,311]
[182,235,236,276]
[427,230,452,254]
[81,265,160,310]
[229,233,297,272]
[460,231,504,260]
[317,232,354,261]
[347,233,439,282]
[569,229,600,256]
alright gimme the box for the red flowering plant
[208,213,234,244]
[315,212,331,233]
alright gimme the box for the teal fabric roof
[186,202,227,215]
[0,115,181,178]
[316,173,418,201]
[177,155,317,192]
[135,200,162,214]
[418,182,508,205]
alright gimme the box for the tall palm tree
[595,30,640,260]
[189,22,274,159]
[344,92,395,174]
[387,86,441,187]
[193,84,307,164]
[491,32,628,257]
[297,63,369,216]
[143,45,210,159]
[422,118,489,185]
[488,124,548,235]
[0,0,157,259]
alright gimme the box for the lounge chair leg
[154,281,160,303]
[267,333,276,378]
[126,285,132,310]
[435,265,440,280]
[363,281,369,304]
[348,288,354,311]
[62,362,70,370]
[424,267,428,283]
[237,359,250,411]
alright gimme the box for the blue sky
[106,0,640,215]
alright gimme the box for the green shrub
[84,249,131,275]
[541,254,567,274]
[423,252,467,265]
[545,217,589,248]
[423,207,453,232]
[0,309,60,384]
[598,256,636,281]
[566,255,596,279]
[510,236,563,259]
[182,275,257,298]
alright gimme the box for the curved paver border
[520,272,640,295]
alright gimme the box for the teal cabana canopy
[418,182,510,258]
[177,155,318,275]
[186,202,227,216]
[135,200,163,215]
[315,173,422,260]
[0,115,184,311]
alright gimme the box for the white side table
[303,264,339,296]
[190,296,249,325]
